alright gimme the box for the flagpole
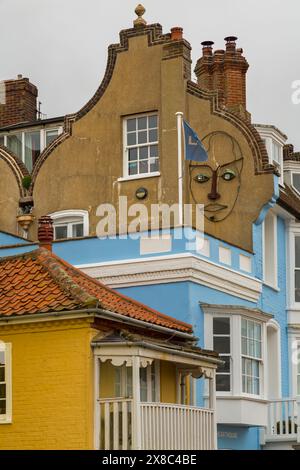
[176,111,184,227]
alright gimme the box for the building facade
[0,6,300,450]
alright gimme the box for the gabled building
[0,5,300,450]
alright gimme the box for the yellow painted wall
[99,360,115,398]
[0,318,97,450]
[160,361,177,403]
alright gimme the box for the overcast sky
[1,0,299,148]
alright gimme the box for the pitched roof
[0,248,192,333]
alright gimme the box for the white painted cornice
[76,253,262,303]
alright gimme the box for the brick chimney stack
[38,216,53,252]
[194,37,250,120]
[0,75,38,127]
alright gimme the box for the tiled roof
[278,186,300,219]
[0,248,192,333]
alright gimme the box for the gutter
[0,307,198,342]
[91,339,222,366]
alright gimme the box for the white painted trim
[76,253,262,303]
[94,357,100,449]
[262,211,278,289]
[0,342,12,424]
[49,209,89,238]
[118,172,161,182]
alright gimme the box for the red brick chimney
[38,216,53,252]
[195,37,249,120]
[0,75,38,127]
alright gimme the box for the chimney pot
[170,27,183,41]
[224,36,238,52]
[17,74,23,80]
[38,216,53,251]
[201,41,214,56]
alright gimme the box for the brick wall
[0,318,96,450]
[0,76,38,127]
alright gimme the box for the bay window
[0,126,62,171]
[123,113,159,178]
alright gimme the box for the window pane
[293,174,300,193]
[7,133,22,159]
[55,225,68,240]
[296,271,300,302]
[126,367,132,397]
[139,160,148,174]
[150,144,158,158]
[25,131,41,171]
[139,146,148,160]
[296,237,300,268]
[127,119,136,132]
[241,319,247,337]
[0,400,6,415]
[128,148,138,161]
[46,129,59,146]
[216,375,230,392]
[138,117,147,130]
[150,158,159,172]
[115,367,121,397]
[138,131,147,144]
[149,129,158,143]
[128,162,138,175]
[0,384,6,399]
[0,351,4,366]
[217,356,230,373]
[0,367,4,382]
[213,317,230,335]
[127,132,136,146]
[0,136,4,146]
[148,115,157,129]
[72,223,84,238]
[140,367,147,402]
[213,336,230,354]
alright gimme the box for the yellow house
[0,217,220,450]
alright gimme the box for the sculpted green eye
[195,174,210,183]
[221,169,236,181]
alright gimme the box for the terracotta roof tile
[278,186,300,219]
[0,248,192,333]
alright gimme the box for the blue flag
[183,120,208,162]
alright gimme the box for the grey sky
[1,0,299,148]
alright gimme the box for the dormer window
[123,113,159,179]
[49,210,89,240]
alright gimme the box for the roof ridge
[49,251,192,330]
[37,249,99,308]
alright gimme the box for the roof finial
[134,4,146,28]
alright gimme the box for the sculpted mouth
[205,203,228,212]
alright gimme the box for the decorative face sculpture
[189,131,244,222]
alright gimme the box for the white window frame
[0,342,12,424]
[213,316,232,393]
[204,308,268,400]
[49,210,89,240]
[262,211,278,290]
[122,112,160,180]
[0,126,63,169]
[241,318,263,396]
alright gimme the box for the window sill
[118,172,161,182]
[0,417,12,424]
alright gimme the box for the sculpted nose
[208,170,220,200]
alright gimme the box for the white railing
[99,398,133,450]
[263,398,300,443]
[141,402,215,450]
[98,399,216,450]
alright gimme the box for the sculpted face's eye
[194,174,210,183]
[221,169,236,181]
